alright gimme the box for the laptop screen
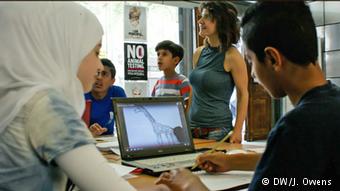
[113,97,195,160]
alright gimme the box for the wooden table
[101,138,264,190]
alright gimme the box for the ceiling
[150,1,340,25]
[149,0,253,16]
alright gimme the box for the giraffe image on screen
[134,106,179,145]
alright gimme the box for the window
[78,1,179,96]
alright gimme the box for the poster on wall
[124,43,148,81]
[124,81,148,97]
[124,5,147,41]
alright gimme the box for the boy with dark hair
[152,40,191,112]
[155,1,340,191]
[85,58,127,136]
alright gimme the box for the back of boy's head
[101,58,116,78]
[241,0,317,66]
[155,40,184,64]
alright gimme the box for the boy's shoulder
[111,85,124,91]
[170,74,189,84]
[84,92,91,100]
[109,85,126,97]
[160,74,188,81]
[177,74,189,81]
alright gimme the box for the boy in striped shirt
[151,40,191,112]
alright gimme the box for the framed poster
[124,5,147,42]
[124,43,148,81]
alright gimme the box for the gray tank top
[189,46,235,128]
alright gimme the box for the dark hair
[155,40,184,64]
[100,58,116,78]
[241,1,317,65]
[200,1,240,52]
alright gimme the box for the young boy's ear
[173,56,180,65]
[264,47,282,71]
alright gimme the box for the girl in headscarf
[0,2,165,191]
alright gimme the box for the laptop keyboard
[135,153,200,170]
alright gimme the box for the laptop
[112,97,201,175]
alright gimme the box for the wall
[282,1,340,114]
[310,1,340,86]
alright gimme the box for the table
[100,138,264,190]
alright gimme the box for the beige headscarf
[0,2,103,133]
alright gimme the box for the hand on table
[229,130,242,144]
[196,152,231,173]
[155,168,208,191]
[89,123,107,136]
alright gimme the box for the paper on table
[226,148,266,154]
[108,163,136,178]
[96,141,119,148]
[196,170,254,191]
[96,136,119,151]
[110,147,121,156]
[95,135,118,142]
[246,147,266,154]
[226,149,248,154]
[96,141,119,151]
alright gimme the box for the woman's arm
[225,48,249,143]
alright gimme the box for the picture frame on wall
[124,5,147,42]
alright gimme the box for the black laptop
[112,97,201,175]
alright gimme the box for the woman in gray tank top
[189,1,249,143]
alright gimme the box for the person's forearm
[234,90,248,132]
[228,153,261,171]
[56,144,136,191]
